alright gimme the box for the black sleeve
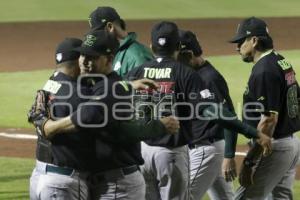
[253,71,282,113]
[105,120,167,143]
[216,77,235,113]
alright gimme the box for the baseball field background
[0,0,300,199]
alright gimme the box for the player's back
[127,57,208,148]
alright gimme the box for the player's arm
[106,117,179,143]
[201,104,272,155]
[243,113,278,160]
[43,116,179,139]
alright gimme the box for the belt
[91,165,139,183]
[188,139,211,149]
[273,134,293,140]
[121,165,139,175]
[208,137,223,143]
[46,165,74,176]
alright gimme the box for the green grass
[0,70,53,128]
[0,157,34,200]
[1,0,300,22]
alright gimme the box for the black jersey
[243,51,300,138]
[71,72,144,172]
[43,71,94,170]
[191,61,236,143]
[127,57,213,147]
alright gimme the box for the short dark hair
[177,51,193,66]
[57,60,78,68]
[151,43,179,57]
[255,35,273,51]
[118,19,126,30]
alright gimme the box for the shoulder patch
[43,80,62,94]
[277,59,292,70]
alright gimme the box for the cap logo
[56,53,63,62]
[106,49,111,53]
[158,38,166,46]
[246,31,251,35]
[101,19,106,23]
[84,35,97,47]
[181,44,186,49]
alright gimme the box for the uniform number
[287,85,299,118]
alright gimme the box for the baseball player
[229,17,300,200]
[178,30,236,200]
[30,30,180,200]
[28,38,92,200]
[88,6,153,77]
[126,21,272,200]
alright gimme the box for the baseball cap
[151,21,180,55]
[179,30,203,57]
[75,30,119,57]
[88,6,122,30]
[229,17,270,43]
[55,38,82,64]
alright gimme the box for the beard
[241,52,254,63]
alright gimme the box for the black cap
[75,30,119,57]
[179,30,203,57]
[229,17,270,43]
[88,7,121,30]
[151,21,180,55]
[55,38,82,64]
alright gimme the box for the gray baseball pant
[189,140,233,200]
[140,142,189,200]
[90,168,145,200]
[30,160,89,200]
[207,140,234,200]
[234,135,300,200]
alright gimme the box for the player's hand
[130,78,159,90]
[222,158,237,182]
[256,131,272,156]
[160,116,180,134]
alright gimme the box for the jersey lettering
[143,68,172,79]
[43,80,62,94]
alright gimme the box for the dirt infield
[1,17,300,72]
[0,17,299,179]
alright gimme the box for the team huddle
[27,6,300,200]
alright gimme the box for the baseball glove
[239,142,263,187]
[27,90,50,136]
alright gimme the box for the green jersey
[113,32,153,77]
